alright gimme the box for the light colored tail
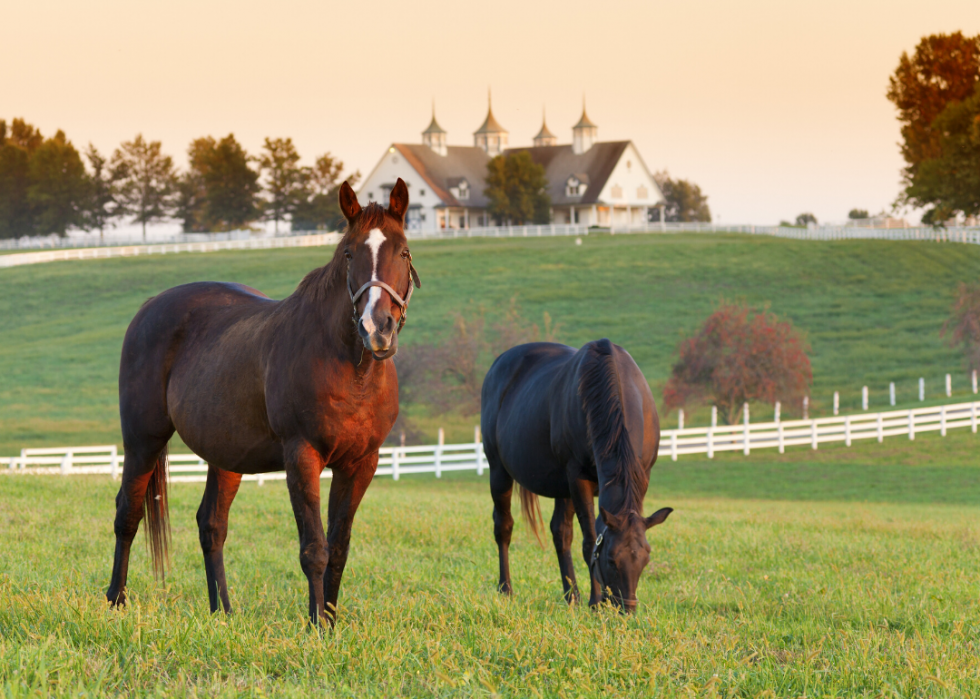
[144,445,171,579]
[517,485,544,547]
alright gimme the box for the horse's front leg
[284,440,329,627]
[322,452,378,625]
[568,474,601,607]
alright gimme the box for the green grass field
[1,430,979,697]
[1,232,979,453]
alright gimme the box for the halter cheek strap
[589,529,639,606]
[346,255,421,332]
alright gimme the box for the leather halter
[590,529,639,607]
[346,250,420,332]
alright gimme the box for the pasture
[1,232,979,453]
[2,430,979,697]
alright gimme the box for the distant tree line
[652,171,711,222]
[0,118,359,240]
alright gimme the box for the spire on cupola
[473,88,508,156]
[422,100,447,156]
[572,95,598,154]
[533,107,557,147]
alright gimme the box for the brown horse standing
[106,179,419,627]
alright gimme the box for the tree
[292,153,360,232]
[941,282,980,372]
[663,302,812,424]
[652,171,711,222]
[903,84,980,223]
[112,135,177,239]
[176,135,261,232]
[259,137,305,233]
[795,212,817,227]
[848,209,869,219]
[887,32,980,182]
[485,151,550,225]
[0,118,43,238]
[27,130,89,236]
[83,144,123,238]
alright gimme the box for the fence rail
[3,400,977,481]
[0,233,341,269]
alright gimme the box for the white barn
[358,98,664,232]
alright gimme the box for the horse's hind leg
[106,437,171,606]
[196,464,243,614]
[551,498,578,604]
[489,465,515,594]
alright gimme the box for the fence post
[941,405,947,437]
[777,422,784,454]
[919,378,925,401]
[972,402,978,434]
[862,386,868,411]
[392,448,400,481]
[803,396,809,420]
[19,448,26,470]
[890,382,896,406]
[110,445,119,480]
[845,416,851,446]
[678,409,684,431]
[435,427,444,478]
[743,403,750,455]
[908,410,915,440]
[60,450,72,475]
[711,406,717,428]
[257,474,265,486]
[973,370,978,395]
[671,431,677,461]
[774,401,781,423]
[811,420,818,450]
[877,413,883,442]
[946,374,952,398]
[833,392,839,416]
[707,426,714,459]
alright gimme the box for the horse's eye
[401,249,411,259]
[344,250,352,260]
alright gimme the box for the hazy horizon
[5,0,979,226]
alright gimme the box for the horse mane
[579,339,645,511]
[294,203,389,303]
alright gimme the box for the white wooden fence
[3,400,977,482]
[0,233,341,269]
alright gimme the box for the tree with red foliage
[663,302,812,424]
[941,282,980,372]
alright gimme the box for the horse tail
[144,444,171,579]
[517,484,544,547]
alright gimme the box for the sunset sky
[5,0,978,225]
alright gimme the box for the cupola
[473,90,508,156]
[572,97,598,154]
[533,108,557,147]
[422,102,447,156]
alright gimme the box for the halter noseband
[346,250,420,332]
[589,529,639,607]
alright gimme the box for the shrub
[663,302,812,424]
[941,282,980,372]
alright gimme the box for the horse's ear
[339,181,361,223]
[644,507,673,530]
[387,178,409,223]
[599,507,626,532]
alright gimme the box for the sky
[4,0,978,226]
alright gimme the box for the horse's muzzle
[357,319,395,359]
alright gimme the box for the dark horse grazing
[481,339,672,611]
[106,179,420,627]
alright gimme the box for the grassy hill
[1,232,978,452]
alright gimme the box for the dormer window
[448,177,470,201]
[566,174,588,197]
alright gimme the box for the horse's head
[592,506,672,612]
[339,178,421,360]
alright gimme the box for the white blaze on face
[359,228,387,335]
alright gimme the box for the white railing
[0,233,341,269]
[3,400,977,480]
